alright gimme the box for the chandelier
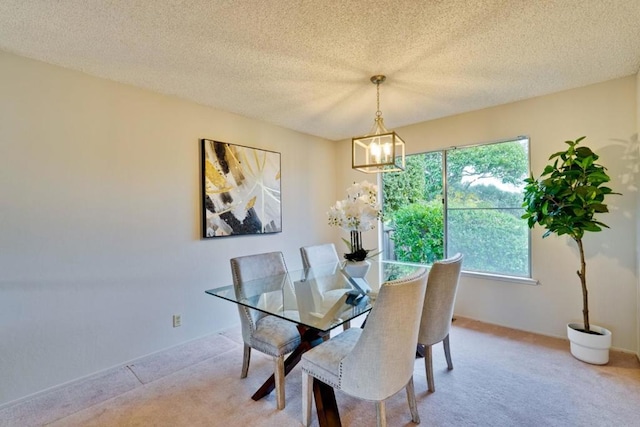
[352,75,406,173]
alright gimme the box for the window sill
[461,270,539,286]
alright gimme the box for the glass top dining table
[205,259,426,427]
[205,260,425,333]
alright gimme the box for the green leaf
[591,203,608,213]
[575,146,595,158]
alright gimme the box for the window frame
[380,135,533,282]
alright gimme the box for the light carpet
[2,317,639,426]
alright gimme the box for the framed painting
[200,139,282,238]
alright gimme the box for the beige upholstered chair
[417,253,463,392]
[230,251,302,410]
[300,243,351,330]
[301,268,428,427]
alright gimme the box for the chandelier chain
[376,81,382,118]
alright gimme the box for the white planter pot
[567,323,612,365]
[342,260,371,278]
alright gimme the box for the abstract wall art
[201,139,282,238]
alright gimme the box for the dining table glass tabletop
[205,260,426,332]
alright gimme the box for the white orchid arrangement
[328,181,382,261]
[328,180,381,231]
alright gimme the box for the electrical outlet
[172,314,182,328]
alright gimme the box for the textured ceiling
[1,1,639,141]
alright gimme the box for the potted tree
[522,136,619,364]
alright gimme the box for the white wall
[0,51,338,406]
[337,76,638,352]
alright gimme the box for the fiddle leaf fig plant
[522,136,619,333]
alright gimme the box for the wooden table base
[313,378,341,427]
[251,326,327,401]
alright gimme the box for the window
[382,137,530,278]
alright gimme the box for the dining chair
[300,243,351,330]
[230,251,302,410]
[300,243,341,268]
[417,253,463,392]
[300,267,428,427]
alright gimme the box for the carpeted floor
[2,317,639,427]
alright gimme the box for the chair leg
[302,372,313,426]
[241,344,251,378]
[424,344,435,392]
[275,355,285,409]
[443,334,453,370]
[405,376,420,424]
[376,400,387,427]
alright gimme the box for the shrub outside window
[381,137,530,278]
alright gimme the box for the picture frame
[200,139,282,238]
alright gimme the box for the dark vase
[344,230,368,262]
